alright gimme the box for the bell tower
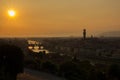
[83,29,86,40]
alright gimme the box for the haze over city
[0,1,120,80]
[0,0,120,37]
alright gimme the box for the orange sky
[0,0,120,37]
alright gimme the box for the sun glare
[8,10,16,17]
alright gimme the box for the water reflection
[28,40,40,45]
[27,40,50,54]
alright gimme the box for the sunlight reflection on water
[28,40,50,54]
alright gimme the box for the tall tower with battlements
[83,29,86,40]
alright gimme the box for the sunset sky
[0,0,120,37]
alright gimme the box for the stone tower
[83,29,86,40]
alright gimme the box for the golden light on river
[8,10,16,17]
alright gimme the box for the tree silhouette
[0,44,24,80]
[108,64,120,80]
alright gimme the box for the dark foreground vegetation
[25,51,120,80]
[0,44,24,80]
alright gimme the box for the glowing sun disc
[8,10,16,17]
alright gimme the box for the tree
[41,61,58,74]
[59,61,87,80]
[108,64,120,80]
[0,44,24,80]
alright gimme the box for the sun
[8,10,16,17]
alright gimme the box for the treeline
[25,51,120,80]
[0,44,24,80]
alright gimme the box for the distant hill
[100,31,120,37]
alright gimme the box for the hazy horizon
[0,0,120,37]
